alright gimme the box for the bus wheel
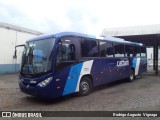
[78,77,92,96]
[129,69,135,82]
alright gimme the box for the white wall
[0,27,38,74]
[16,31,36,63]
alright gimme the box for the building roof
[101,24,160,37]
[0,22,43,35]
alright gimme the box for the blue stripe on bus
[63,63,83,95]
[132,58,137,69]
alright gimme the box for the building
[0,22,43,74]
[101,25,160,74]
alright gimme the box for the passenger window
[56,37,77,71]
[125,45,134,57]
[141,46,146,57]
[56,38,76,65]
[81,39,98,57]
[99,41,107,57]
[114,44,125,57]
[134,46,141,57]
[106,46,114,57]
[99,41,113,57]
[62,43,75,61]
[56,42,63,64]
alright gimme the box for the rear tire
[128,69,135,82]
[78,77,92,96]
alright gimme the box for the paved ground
[0,74,160,119]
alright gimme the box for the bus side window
[125,45,134,57]
[141,46,146,57]
[99,41,114,58]
[99,41,107,57]
[81,39,98,57]
[114,44,125,57]
[63,45,75,61]
[66,44,75,60]
[56,37,76,71]
[106,45,114,57]
[56,42,62,64]
[60,38,76,62]
[134,46,141,57]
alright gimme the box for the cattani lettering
[117,60,129,67]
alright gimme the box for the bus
[16,32,147,98]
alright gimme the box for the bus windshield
[21,38,55,75]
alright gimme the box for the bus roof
[27,32,96,42]
[27,32,143,46]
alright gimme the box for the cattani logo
[117,60,129,67]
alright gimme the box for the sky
[0,0,160,36]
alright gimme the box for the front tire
[78,77,92,96]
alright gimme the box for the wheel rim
[130,71,134,80]
[80,81,89,93]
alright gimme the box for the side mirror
[13,49,17,59]
[13,44,25,59]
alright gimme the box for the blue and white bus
[17,32,147,98]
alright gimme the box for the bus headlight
[37,77,53,87]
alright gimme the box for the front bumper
[19,81,53,98]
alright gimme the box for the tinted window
[99,41,114,57]
[62,43,75,61]
[81,39,98,57]
[56,42,62,64]
[134,46,141,57]
[141,46,146,57]
[106,42,114,57]
[99,41,106,57]
[125,45,134,57]
[56,38,76,65]
[114,43,125,57]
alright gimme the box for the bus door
[56,36,79,71]
[55,36,82,95]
